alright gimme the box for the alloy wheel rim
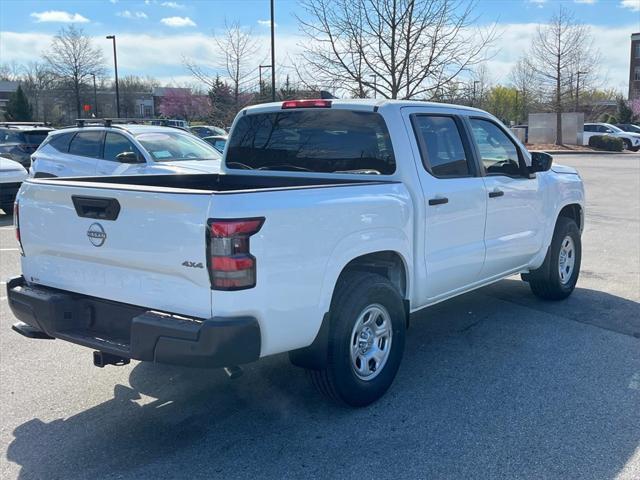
[558,235,576,285]
[349,304,393,381]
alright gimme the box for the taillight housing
[14,201,23,256]
[207,218,264,290]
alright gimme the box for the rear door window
[22,131,50,145]
[226,109,396,174]
[411,115,474,178]
[69,131,103,158]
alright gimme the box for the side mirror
[116,151,142,164]
[530,151,553,173]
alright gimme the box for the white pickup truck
[7,99,584,406]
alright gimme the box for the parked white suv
[31,123,222,178]
[582,123,640,151]
[9,99,584,406]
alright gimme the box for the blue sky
[1,0,639,91]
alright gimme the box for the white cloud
[117,10,148,20]
[0,23,634,94]
[109,0,118,4]
[257,20,277,27]
[528,0,547,3]
[161,2,184,8]
[30,10,89,23]
[575,0,597,4]
[620,0,640,11]
[160,16,196,27]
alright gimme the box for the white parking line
[0,248,19,251]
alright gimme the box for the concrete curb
[529,150,633,155]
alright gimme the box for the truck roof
[243,98,486,115]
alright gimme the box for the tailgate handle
[72,196,121,221]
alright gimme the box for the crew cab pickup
[7,99,585,406]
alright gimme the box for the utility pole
[576,71,587,112]
[106,35,120,118]
[259,65,272,97]
[270,0,276,102]
[91,73,98,118]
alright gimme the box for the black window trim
[68,130,105,159]
[410,113,479,179]
[466,116,532,180]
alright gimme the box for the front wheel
[308,272,406,407]
[526,216,581,300]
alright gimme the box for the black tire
[632,146,640,153]
[308,272,406,407]
[526,216,581,300]
[1,204,13,216]
[623,139,632,151]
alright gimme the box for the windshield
[226,109,396,174]
[135,131,221,162]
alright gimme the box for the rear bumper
[6,276,261,368]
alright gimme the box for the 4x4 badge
[182,261,204,269]
[87,223,107,247]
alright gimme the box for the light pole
[91,73,98,118]
[472,80,480,107]
[270,0,276,102]
[576,71,587,112]
[259,65,272,97]
[106,35,120,118]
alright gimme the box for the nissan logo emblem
[87,223,107,247]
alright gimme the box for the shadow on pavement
[6,280,640,479]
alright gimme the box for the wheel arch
[290,237,411,370]
[558,203,583,233]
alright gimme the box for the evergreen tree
[6,85,33,121]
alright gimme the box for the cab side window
[103,132,141,162]
[412,115,473,178]
[469,118,523,177]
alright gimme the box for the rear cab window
[226,109,396,175]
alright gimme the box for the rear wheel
[623,139,632,151]
[526,216,581,300]
[308,272,406,407]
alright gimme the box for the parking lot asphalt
[1,153,639,480]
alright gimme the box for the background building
[630,32,640,101]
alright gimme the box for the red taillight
[281,99,332,109]
[208,218,264,290]
[14,201,23,256]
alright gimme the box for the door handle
[489,190,504,198]
[428,197,449,206]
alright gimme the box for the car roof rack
[75,118,189,128]
[0,121,52,128]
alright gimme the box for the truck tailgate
[17,181,213,319]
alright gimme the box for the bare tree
[527,7,598,145]
[0,61,22,81]
[21,62,56,122]
[43,25,105,119]
[297,0,497,99]
[185,21,259,111]
[509,57,540,124]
